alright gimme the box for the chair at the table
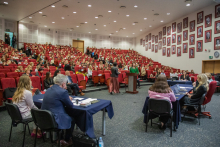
[31,109,62,147]
[146,99,174,137]
[5,102,33,147]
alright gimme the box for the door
[214,60,220,73]
[202,60,220,74]
[72,40,84,53]
[203,61,214,73]
[5,32,13,46]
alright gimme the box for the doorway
[202,60,220,74]
[5,32,13,46]
[72,40,84,53]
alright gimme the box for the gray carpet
[0,85,220,147]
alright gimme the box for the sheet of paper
[73,98,84,100]
[39,99,43,101]
[73,103,81,106]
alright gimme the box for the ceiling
[0,0,216,37]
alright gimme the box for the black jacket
[64,64,71,71]
[111,66,120,78]
[190,85,207,104]
[44,78,54,89]
[180,75,190,81]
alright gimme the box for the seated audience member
[36,68,44,77]
[180,70,190,81]
[155,69,161,78]
[35,64,41,72]
[12,75,42,137]
[205,73,213,84]
[141,65,147,80]
[44,72,54,89]
[148,75,176,129]
[53,70,61,78]
[15,66,24,72]
[65,71,85,96]
[190,70,195,74]
[130,63,140,88]
[41,74,75,145]
[160,70,166,76]
[170,69,178,79]
[87,65,93,78]
[64,60,71,71]
[182,74,208,110]
[24,60,28,65]
[23,68,32,77]
[124,63,128,70]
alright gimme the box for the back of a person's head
[113,62,117,67]
[53,70,60,77]
[54,74,67,85]
[149,75,171,93]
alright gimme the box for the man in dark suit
[65,71,85,96]
[42,74,75,145]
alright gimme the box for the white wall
[135,4,220,74]
[18,23,136,51]
[0,18,4,40]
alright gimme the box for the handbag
[32,88,42,96]
[72,134,98,147]
[3,87,17,100]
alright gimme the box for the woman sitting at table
[180,70,190,81]
[12,75,42,138]
[170,69,178,80]
[182,74,208,110]
[148,75,176,129]
[44,72,54,89]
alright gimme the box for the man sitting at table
[148,75,176,129]
[180,70,190,81]
[41,74,75,146]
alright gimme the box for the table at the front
[33,95,114,138]
[142,84,193,130]
[167,80,192,86]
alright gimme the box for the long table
[167,80,192,86]
[33,95,114,138]
[142,84,193,129]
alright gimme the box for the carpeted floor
[0,85,220,147]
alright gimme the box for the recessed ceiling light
[88,5,92,7]
[95,17,98,18]
[116,31,118,32]
[89,32,91,33]
[132,23,135,25]
[126,15,129,17]
[73,12,77,13]
[144,18,147,20]
[149,25,152,27]
[51,5,55,7]
[140,29,142,31]
[39,12,42,14]
[126,36,128,37]
[186,3,190,6]
[104,25,106,27]
[52,22,55,23]
[133,33,135,34]
[167,13,170,15]
[29,17,32,19]
[114,21,116,22]
[109,34,112,35]
[123,28,126,29]
[4,2,8,4]
[161,20,164,22]
[70,30,72,31]
[134,5,138,8]
[76,26,79,27]
[85,22,88,23]
[44,26,47,27]
[62,17,65,19]
[108,11,111,12]
[95,29,98,30]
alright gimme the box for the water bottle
[99,137,104,147]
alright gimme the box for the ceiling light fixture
[116,31,118,32]
[73,12,77,13]
[185,0,191,6]
[104,25,106,27]
[108,11,111,12]
[85,22,88,23]
[39,12,42,14]
[167,13,170,15]
[88,5,92,7]
[144,18,147,20]
[95,17,98,18]
[44,26,47,27]
[126,15,129,17]
[149,25,152,27]
[109,34,112,35]
[51,5,55,7]
[161,20,164,22]
[95,29,98,30]
[133,33,135,34]
[62,17,65,19]
[76,26,79,27]
[89,32,91,33]
[114,21,116,22]
[4,2,8,4]
[132,23,135,25]
[134,5,138,8]
[123,28,126,29]
[29,17,32,19]
[140,29,142,31]
[186,3,190,6]
[52,22,55,23]
[126,36,128,37]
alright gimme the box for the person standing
[109,62,120,94]
[12,35,16,48]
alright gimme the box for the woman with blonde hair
[205,73,213,83]
[182,74,209,109]
[15,66,23,72]
[87,65,93,78]
[12,75,42,137]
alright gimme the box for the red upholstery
[1,78,16,91]
[4,66,13,71]
[16,77,20,86]
[104,70,110,74]
[31,72,36,76]
[76,74,86,89]
[70,74,77,83]
[203,81,217,105]
[7,72,19,78]
[61,71,65,74]
[0,73,5,78]
[30,76,41,90]
[0,69,11,73]
[43,71,48,75]
[41,76,46,90]
[118,73,123,83]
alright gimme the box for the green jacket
[130,67,139,74]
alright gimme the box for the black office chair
[182,93,206,125]
[171,77,179,81]
[5,102,33,147]
[31,108,62,147]
[146,99,174,137]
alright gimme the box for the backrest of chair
[77,74,84,83]
[7,72,19,78]
[30,76,41,90]
[31,109,57,130]
[5,103,23,121]
[199,93,207,105]
[1,78,16,91]
[70,74,77,83]
[203,81,217,105]
[105,73,110,80]
[148,98,171,114]
[0,72,5,78]
[41,76,46,90]
[118,73,123,83]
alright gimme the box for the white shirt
[87,68,93,77]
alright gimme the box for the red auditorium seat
[1,78,16,91]
[31,72,36,76]
[76,74,86,90]
[61,71,65,74]
[92,71,99,86]
[6,72,19,78]
[30,76,41,90]
[4,66,13,71]
[16,77,20,86]
[0,69,11,73]
[104,73,111,87]
[40,76,46,90]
